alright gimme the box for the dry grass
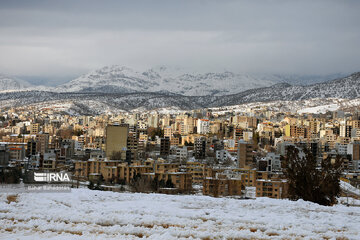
[6,195,18,204]
[249,228,258,232]
[134,233,144,238]
[267,232,280,236]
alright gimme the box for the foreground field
[0,189,359,239]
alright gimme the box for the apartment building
[203,175,243,197]
[194,137,206,159]
[256,171,288,199]
[36,133,49,155]
[256,179,288,199]
[238,140,255,168]
[30,123,40,135]
[186,161,205,185]
[197,119,210,134]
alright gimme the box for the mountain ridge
[54,65,279,96]
[0,71,359,114]
[0,66,348,95]
[0,73,33,91]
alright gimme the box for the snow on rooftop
[0,142,27,147]
[0,188,359,239]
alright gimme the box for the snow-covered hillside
[210,98,360,115]
[1,71,360,113]
[0,189,359,239]
[0,91,210,114]
[2,91,360,115]
[55,65,283,96]
[214,72,360,106]
[0,74,32,92]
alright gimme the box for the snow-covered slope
[210,98,360,115]
[1,72,360,113]
[55,65,283,96]
[0,66,348,96]
[0,91,210,113]
[0,74,32,91]
[215,72,360,106]
[272,73,347,85]
[0,188,359,239]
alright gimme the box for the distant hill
[55,65,286,96]
[214,72,360,106]
[0,73,32,91]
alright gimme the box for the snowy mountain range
[0,65,347,96]
[213,72,360,106]
[0,66,359,114]
[0,71,359,114]
[54,65,282,96]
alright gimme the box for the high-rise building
[194,137,206,159]
[26,140,37,157]
[197,119,210,134]
[0,144,10,168]
[30,123,40,135]
[105,124,129,158]
[340,125,352,138]
[36,133,49,155]
[127,131,138,161]
[237,140,255,168]
[160,137,170,157]
[164,126,173,138]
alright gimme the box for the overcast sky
[0,0,359,84]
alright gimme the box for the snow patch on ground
[341,181,360,196]
[0,189,359,239]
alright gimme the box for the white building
[197,119,210,134]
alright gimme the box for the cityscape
[1,0,360,239]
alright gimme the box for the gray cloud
[0,0,359,83]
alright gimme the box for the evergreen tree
[151,176,159,192]
[165,178,175,188]
[281,146,343,206]
[159,179,166,188]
